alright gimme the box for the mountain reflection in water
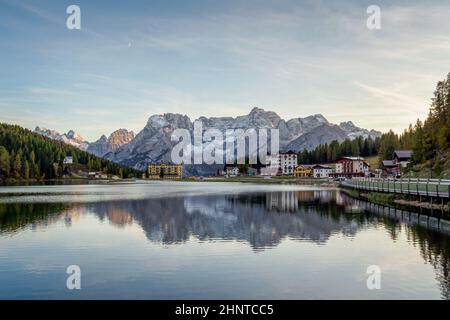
[0,189,449,299]
[74,191,359,248]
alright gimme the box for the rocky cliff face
[105,114,193,170]
[285,123,349,151]
[87,129,135,157]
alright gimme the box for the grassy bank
[341,189,395,206]
[404,151,450,179]
[341,187,449,211]
[367,192,396,205]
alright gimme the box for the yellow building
[294,165,312,177]
[148,164,183,180]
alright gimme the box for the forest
[297,136,380,164]
[0,123,141,181]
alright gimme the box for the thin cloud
[354,82,426,113]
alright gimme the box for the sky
[1,0,450,141]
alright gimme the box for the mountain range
[34,127,135,156]
[34,127,90,151]
[34,107,381,175]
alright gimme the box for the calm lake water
[0,181,449,299]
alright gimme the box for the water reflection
[0,202,67,233]
[1,190,449,248]
[84,191,367,248]
[0,189,449,299]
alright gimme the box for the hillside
[0,123,141,182]
[404,151,450,179]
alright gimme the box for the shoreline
[201,176,338,186]
[0,176,339,187]
[0,177,138,186]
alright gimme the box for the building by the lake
[264,151,298,176]
[332,156,370,178]
[225,166,239,177]
[63,156,73,165]
[382,160,399,177]
[312,164,332,178]
[294,165,313,177]
[393,150,413,168]
[381,150,413,177]
[148,164,183,179]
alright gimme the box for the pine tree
[412,119,425,163]
[0,146,10,179]
[377,130,399,166]
[23,160,30,180]
[33,163,41,180]
[13,152,22,179]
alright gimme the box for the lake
[0,181,449,299]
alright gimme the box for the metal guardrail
[341,178,450,198]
